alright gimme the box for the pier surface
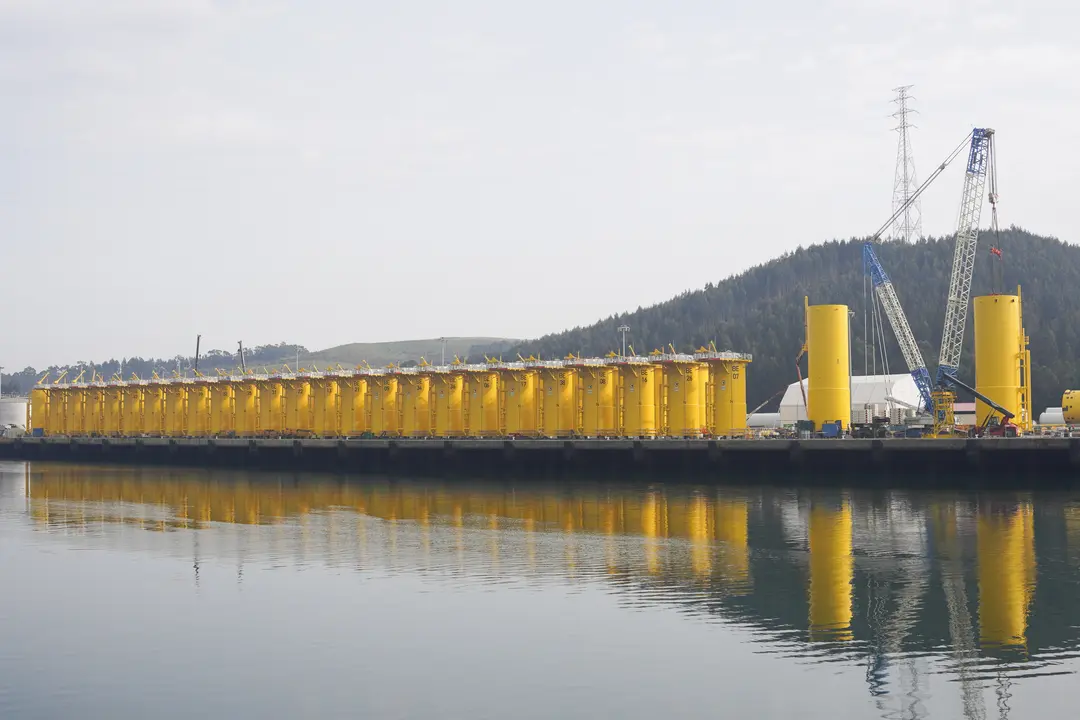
[3,436,1080,485]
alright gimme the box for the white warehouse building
[778,374,923,426]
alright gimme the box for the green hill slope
[306,337,517,368]
[515,227,1079,413]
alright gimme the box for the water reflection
[14,463,1080,718]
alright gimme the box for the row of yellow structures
[28,350,752,439]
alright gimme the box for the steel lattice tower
[890,85,921,243]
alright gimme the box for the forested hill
[515,227,1080,413]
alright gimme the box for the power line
[890,85,922,243]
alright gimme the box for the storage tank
[806,302,851,430]
[499,368,539,436]
[1040,407,1065,426]
[431,372,464,436]
[339,377,368,436]
[617,361,659,437]
[656,357,706,437]
[808,499,853,642]
[977,504,1035,649]
[164,384,188,436]
[368,374,399,436]
[974,291,1031,430]
[258,380,285,435]
[698,353,751,437]
[311,378,340,437]
[400,374,431,437]
[209,382,235,436]
[142,385,165,435]
[235,381,259,436]
[187,383,211,436]
[575,363,616,437]
[284,379,313,435]
[465,370,501,436]
[537,366,576,437]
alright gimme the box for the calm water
[2,463,1080,719]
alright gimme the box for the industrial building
[25,349,753,440]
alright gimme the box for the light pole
[618,325,630,357]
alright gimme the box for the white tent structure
[778,374,923,426]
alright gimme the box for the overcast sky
[2,0,1076,368]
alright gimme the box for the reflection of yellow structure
[808,500,853,641]
[978,503,1036,649]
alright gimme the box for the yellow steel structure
[368,375,399,436]
[538,366,576,437]
[46,388,66,436]
[808,498,853,642]
[399,374,431,437]
[1064,390,1080,425]
[235,381,259,437]
[312,378,340,437]
[977,502,1036,649]
[103,385,123,436]
[67,386,86,436]
[575,362,617,436]
[465,369,501,436]
[339,377,368,436]
[257,380,285,435]
[143,384,165,436]
[121,386,143,436]
[616,361,660,437]
[209,382,234,436]
[431,372,465,437]
[499,368,539,437]
[655,355,706,437]
[974,288,1032,431]
[697,349,752,437]
[806,302,851,430]
[30,388,48,434]
[285,379,313,435]
[86,387,104,436]
[164,383,188,437]
[187,383,211,437]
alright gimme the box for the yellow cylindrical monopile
[284,379,313,434]
[618,363,659,437]
[209,383,235,436]
[400,375,431,437]
[235,382,259,437]
[86,388,104,436]
[706,359,750,437]
[66,388,87,435]
[29,388,48,435]
[808,499,853,641]
[258,381,284,435]
[142,385,165,436]
[339,378,368,436]
[578,365,617,437]
[121,387,143,436]
[312,379,340,437]
[103,386,123,436]
[974,294,1026,429]
[187,384,211,436]
[368,376,399,436]
[431,373,464,436]
[807,303,851,430]
[659,361,706,437]
[978,504,1036,650]
[465,371,501,436]
[538,368,576,437]
[164,385,187,437]
[500,370,539,436]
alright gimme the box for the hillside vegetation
[515,227,1080,413]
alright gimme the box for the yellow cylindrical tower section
[209,382,235,436]
[500,369,539,437]
[974,291,1030,431]
[258,381,285,435]
[808,499,853,641]
[142,385,165,436]
[658,360,706,437]
[537,367,576,437]
[978,503,1036,650]
[807,303,851,430]
[235,381,259,437]
[368,374,399,436]
[44,388,67,436]
[400,374,431,437]
[284,378,313,435]
[103,386,123,436]
[187,383,211,437]
[577,364,617,437]
[312,378,340,437]
[30,387,49,436]
[617,362,659,437]
[431,373,464,436]
[164,384,188,437]
[702,357,750,437]
[86,387,105,436]
[339,377,368,436]
[121,386,143,436]
[67,387,87,435]
[464,370,501,436]
[1064,390,1080,425]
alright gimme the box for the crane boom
[863,243,933,410]
[937,128,995,384]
